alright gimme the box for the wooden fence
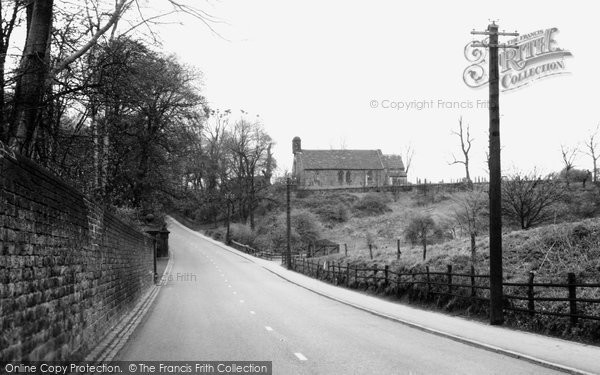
[229,240,281,261]
[290,257,600,324]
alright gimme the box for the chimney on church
[292,136,301,154]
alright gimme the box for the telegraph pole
[286,177,292,269]
[471,22,518,325]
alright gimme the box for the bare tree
[502,170,566,230]
[453,189,488,266]
[583,124,600,183]
[0,1,25,143]
[402,143,414,177]
[560,144,577,188]
[449,116,473,188]
[226,119,273,229]
[6,0,221,156]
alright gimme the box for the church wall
[299,169,384,189]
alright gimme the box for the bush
[353,193,391,216]
[252,211,322,253]
[404,213,436,246]
[293,211,321,245]
[315,203,350,223]
[565,190,600,219]
[229,223,256,246]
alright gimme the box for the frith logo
[463,27,573,91]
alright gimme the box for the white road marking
[249,311,256,315]
[294,353,307,361]
[239,299,244,303]
[228,285,232,288]
[233,292,237,295]
[265,326,273,331]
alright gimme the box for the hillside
[288,187,600,282]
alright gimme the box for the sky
[155,0,599,183]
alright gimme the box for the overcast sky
[158,0,598,183]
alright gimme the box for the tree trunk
[465,161,473,188]
[422,237,427,260]
[10,0,54,156]
[470,233,477,266]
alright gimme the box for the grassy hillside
[290,188,600,281]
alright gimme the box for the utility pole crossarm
[471,42,519,49]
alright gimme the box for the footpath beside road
[185,225,600,375]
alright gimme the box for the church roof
[381,154,405,170]
[297,149,386,170]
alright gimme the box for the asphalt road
[116,219,563,375]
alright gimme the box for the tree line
[0,1,276,224]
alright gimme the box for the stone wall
[298,169,384,189]
[0,145,154,361]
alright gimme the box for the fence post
[470,265,476,298]
[354,266,358,288]
[426,266,431,299]
[384,265,389,288]
[373,264,378,288]
[447,265,453,296]
[316,262,320,279]
[527,271,535,316]
[568,272,578,326]
[346,264,350,287]
[397,239,401,260]
[333,262,337,285]
[369,244,373,260]
[330,262,334,284]
[344,243,348,256]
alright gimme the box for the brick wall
[0,146,154,361]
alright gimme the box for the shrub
[315,203,350,223]
[404,213,437,260]
[253,211,321,252]
[293,211,321,245]
[229,223,256,246]
[405,213,436,246]
[353,193,391,216]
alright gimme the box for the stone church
[291,137,407,189]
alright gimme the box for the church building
[291,137,407,189]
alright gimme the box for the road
[117,218,563,375]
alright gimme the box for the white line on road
[249,311,255,315]
[228,285,232,288]
[233,292,237,295]
[265,326,273,331]
[239,300,244,303]
[294,353,307,361]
